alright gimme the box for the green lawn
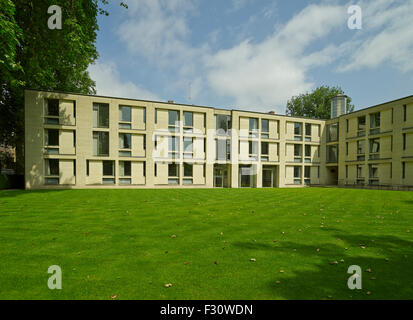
[0,188,412,300]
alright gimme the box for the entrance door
[262,168,274,188]
[214,165,228,188]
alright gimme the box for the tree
[0,0,126,174]
[285,86,355,120]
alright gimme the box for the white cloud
[339,0,413,72]
[206,4,346,112]
[88,61,159,101]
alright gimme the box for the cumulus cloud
[339,0,413,72]
[88,61,159,101]
[206,4,346,111]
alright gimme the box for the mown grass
[0,188,412,300]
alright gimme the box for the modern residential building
[24,89,413,189]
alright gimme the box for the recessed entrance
[262,166,277,188]
[214,164,230,188]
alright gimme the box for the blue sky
[89,0,413,113]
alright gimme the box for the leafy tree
[0,0,126,174]
[286,86,355,120]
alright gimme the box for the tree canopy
[285,86,355,120]
[0,0,126,173]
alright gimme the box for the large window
[239,165,255,188]
[168,163,179,184]
[168,110,179,132]
[45,159,59,176]
[327,123,339,142]
[119,161,131,177]
[294,166,301,184]
[369,164,379,178]
[168,136,179,159]
[261,142,269,161]
[46,99,59,116]
[45,99,60,124]
[369,138,380,153]
[45,129,59,146]
[370,112,380,128]
[326,145,338,163]
[215,114,231,134]
[93,103,109,128]
[119,106,131,122]
[294,123,302,141]
[183,137,194,159]
[93,131,109,156]
[249,118,258,132]
[102,161,114,176]
[261,119,269,138]
[119,133,131,149]
[183,112,193,132]
[305,123,311,136]
[184,163,193,177]
[249,141,258,160]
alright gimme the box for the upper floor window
[45,129,59,146]
[326,123,339,142]
[261,119,269,138]
[119,106,131,122]
[215,114,231,135]
[369,138,380,154]
[305,123,311,136]
[358,116,366,133]
[184,112,193,133]
[403,105,407,122]
[93,131,109,156]
[93,103,109,128]
[168,110,179,132]
[46,99,59,116]
[326,145,338,163]
[370,112,380,128]
[294,122,302,135]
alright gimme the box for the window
[168,110,179,132]
[45,159,59,176]
[304,166,311,178]
[119,161,131,177]
[370,112,380,128]
[215,114,231,134]
[294,123,302,135]
[327,123,338,142]
[358,116,366,136]
[168,136,179,158]
[369,164,379,179]
[45,129,59,146]
[46,99,59,116]
[346,142,349,156]
[404,105,407,122]
[119,106,131,122]
[184,137,194,159]
[294,166,301,184]
[93,131,109,156]
[184,163,193,177]
[261,142,269,161]
[261,119,269,138]
[226,140,231,160]
[119,133,131,149]
[357,165,363,178]
[327,145,338,163]
[294,144,302,156]
[402,162,406,179]
[45,99,60,124]
[168,163,179,177]
[249,118,258,137]
[93,103,109,128]
[357,140,365,154]
[305,145,311,157]
[346,119,349,133]
[261,142,269,155]
[155,109,158,124]
[86,160,90,176]
[103,161,114,176]
[184,112,193,132]
[345,165,348,179]
[305,123,311,136]
[369,138,380,153]
[249,141,258,159]
[403,133,406,150]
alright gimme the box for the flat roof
[25,88,413,121]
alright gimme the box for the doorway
[262,165,277,188]
[214,164,230,188]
